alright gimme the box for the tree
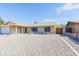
[0,17,4,25]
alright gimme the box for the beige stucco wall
[10,26,23,34]
[10,26,16,34]
[17,27,22,33]
[73,28,79,33]
[0,26,55,34]
[64,24,79,39]
[27,27,32,33]
[73,25,79,33]
[50,26,55,33]
[27,26,55,34]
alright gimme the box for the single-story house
[66,21,79,33]
[65,21,79,39]
[0,21,63,34]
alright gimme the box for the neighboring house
[66,21,79,33]
[65,21,79,39]
[0,21,63,34]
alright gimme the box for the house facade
[0,21,62,34]
[64,21,79,39]
[65,21,79,33]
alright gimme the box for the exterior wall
[17,27,22,33]
[51,26,55,33]
[27,26,55,34]
[64,23,79,39]
[10,26,23,34]
[73,28,79,33]
[27,27,32,33]
[66,23,79,33]
[0,26,55,34]
[10,26,16,34]
[73,25,79,33]
[38,27,44,34]
[63,27,66,33]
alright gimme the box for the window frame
[31,27,38,32]
[44,27,50,32]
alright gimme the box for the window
[44,27,50,32]
[66,28,72,33]
[31,27,37,32]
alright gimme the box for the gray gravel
[61,35,79,55]
[0,34,77,56]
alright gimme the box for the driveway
[60,34,79,56]
[0,34,78,56]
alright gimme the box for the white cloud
[44,18,54,22]
[56,3,79,14]
[43,18,59,24]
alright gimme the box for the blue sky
[0,3,79,24]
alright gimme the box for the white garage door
[1,26,10,34]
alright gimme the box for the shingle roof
[4,21,16,25]
[69,20,79,23]
[0,22,61,27]
[66,20,79,27]
[23,22,56,27]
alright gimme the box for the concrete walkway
[0,34,77,56]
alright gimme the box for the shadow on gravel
[60,34,79,45]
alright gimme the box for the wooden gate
[56,28,63,34]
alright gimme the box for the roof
[23,22,56,27]
[73,20,79,22]
[4,21,16,25]
[55,24,63,28]
[0,22,62,27]
[68,20,79,23]
[0,21,23,27]
[66,20,79,27]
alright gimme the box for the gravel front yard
[61,35,79,55]
[0,34,77,56]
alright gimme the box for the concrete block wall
[64,33,79,39]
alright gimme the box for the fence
[64,33,79,39]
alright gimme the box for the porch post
[15,26,18,34]
[22,27,24,34]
